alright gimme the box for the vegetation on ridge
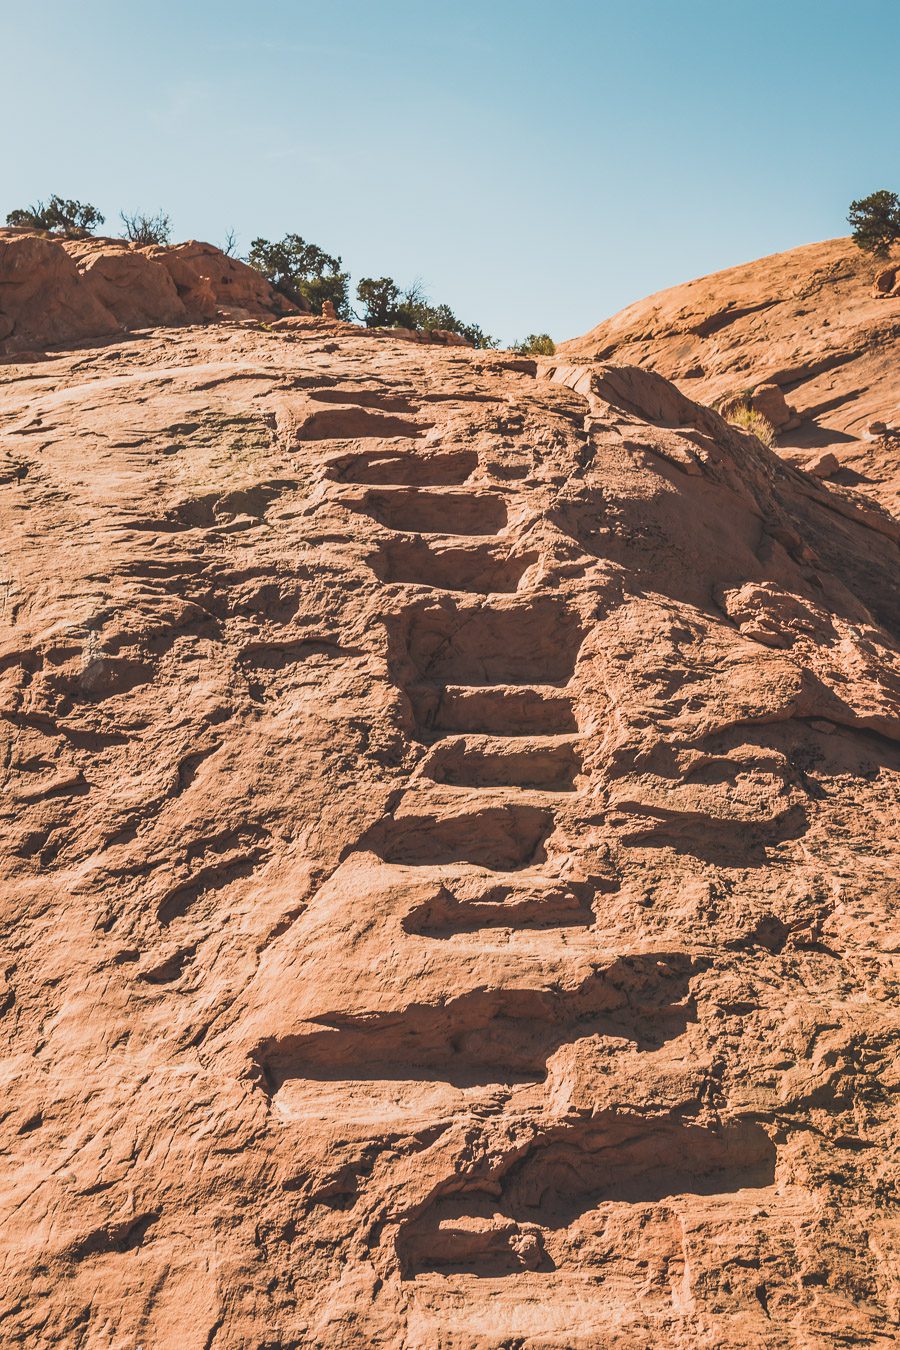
[4,193,525,348]
[848,189,900,258]
[511,333,556,356]
[120,210,172,247]
[355,275,497,348]
[717,396,776,446]
[247,234,352,318]
[6,195,104,238]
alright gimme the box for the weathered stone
[0,229,297,353]
[65,237,186,327]
[560,237,900,510]
[873,264,899,297]
[2,312,899,1349]
[782,448,841,478]
[750,381,799,431]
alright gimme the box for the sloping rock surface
[0,230,297,353]
[1,317,899,1349]
[561,238,900,508]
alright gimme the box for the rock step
[324,445,478,487]
[396,598,584,686]
[363,799,553,870]
[412,684,578,736]
[370,537,537,594]
[417,733,581,791]
[398,1115,777,1277]
[342,486,508,535]
[401,874,595,935]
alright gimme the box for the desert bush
[355,275,498,348]
[356,276,404,327]
[848,190,900,258]
[248,234,351,317]
[5,194,104,237]
[719,397,776,446]
[120,210,171,246]
[420,302,498,350]
[512,333,555,356]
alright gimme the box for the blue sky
[3,0,898,344]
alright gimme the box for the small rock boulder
[750,382,801,432]
[782,448,840,479]
[147,240,300,320]
[872,265,900,298]
[429,328,470,346]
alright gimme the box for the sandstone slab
[561,237,900,510]
[1,318,899,1348]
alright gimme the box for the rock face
[1,316,899,1349]
[560,238,900,508]
[873,263,900,298]
[0,230,297,353]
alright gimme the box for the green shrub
[355,275,498,348]
[512,333,555,356]
[248,234,351,317]
[720,398,776,446]
[356,276,403,327]
[5,194,104,238]
[848,189,900,258]
[120,210,171,246]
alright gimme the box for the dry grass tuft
[719,398,776,447]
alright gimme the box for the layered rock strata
[0,231,298,353]
[1,318,899,1348]
[561,237,900,508]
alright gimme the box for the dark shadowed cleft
[361,803,553,870]
[397,1115,776,1277]
[237,636,347,670]
[324,446,478,486]
[65,1212,160,1261]
[293,407,431,440]
[252,955,695,1098]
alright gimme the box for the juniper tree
[848,190,900,258]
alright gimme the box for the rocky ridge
[0,230,299,352]
[1,307,899,1348]
[561,237,900,509]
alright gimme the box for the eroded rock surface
[1,317,899,1348]
[561,237,900,508]
[0,230,297,354]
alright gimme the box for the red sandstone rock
[561,238,900,510]
[65,236,186,328]
[782,448,841,478]
[1,314,899,1348]
[0,230,297,353]
[147,239,300,320]
[873,264,900,297]
[749,381,800,431]
[0,229,118,348]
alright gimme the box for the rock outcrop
[561,238,900,508]
[1,313,899,1348]
[0,229,297,353]
[873,263,900,298]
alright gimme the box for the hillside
[561,238,900,509]
[1,271,900,1347]
[0,228,299,350]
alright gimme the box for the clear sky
[3,0,898,344]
